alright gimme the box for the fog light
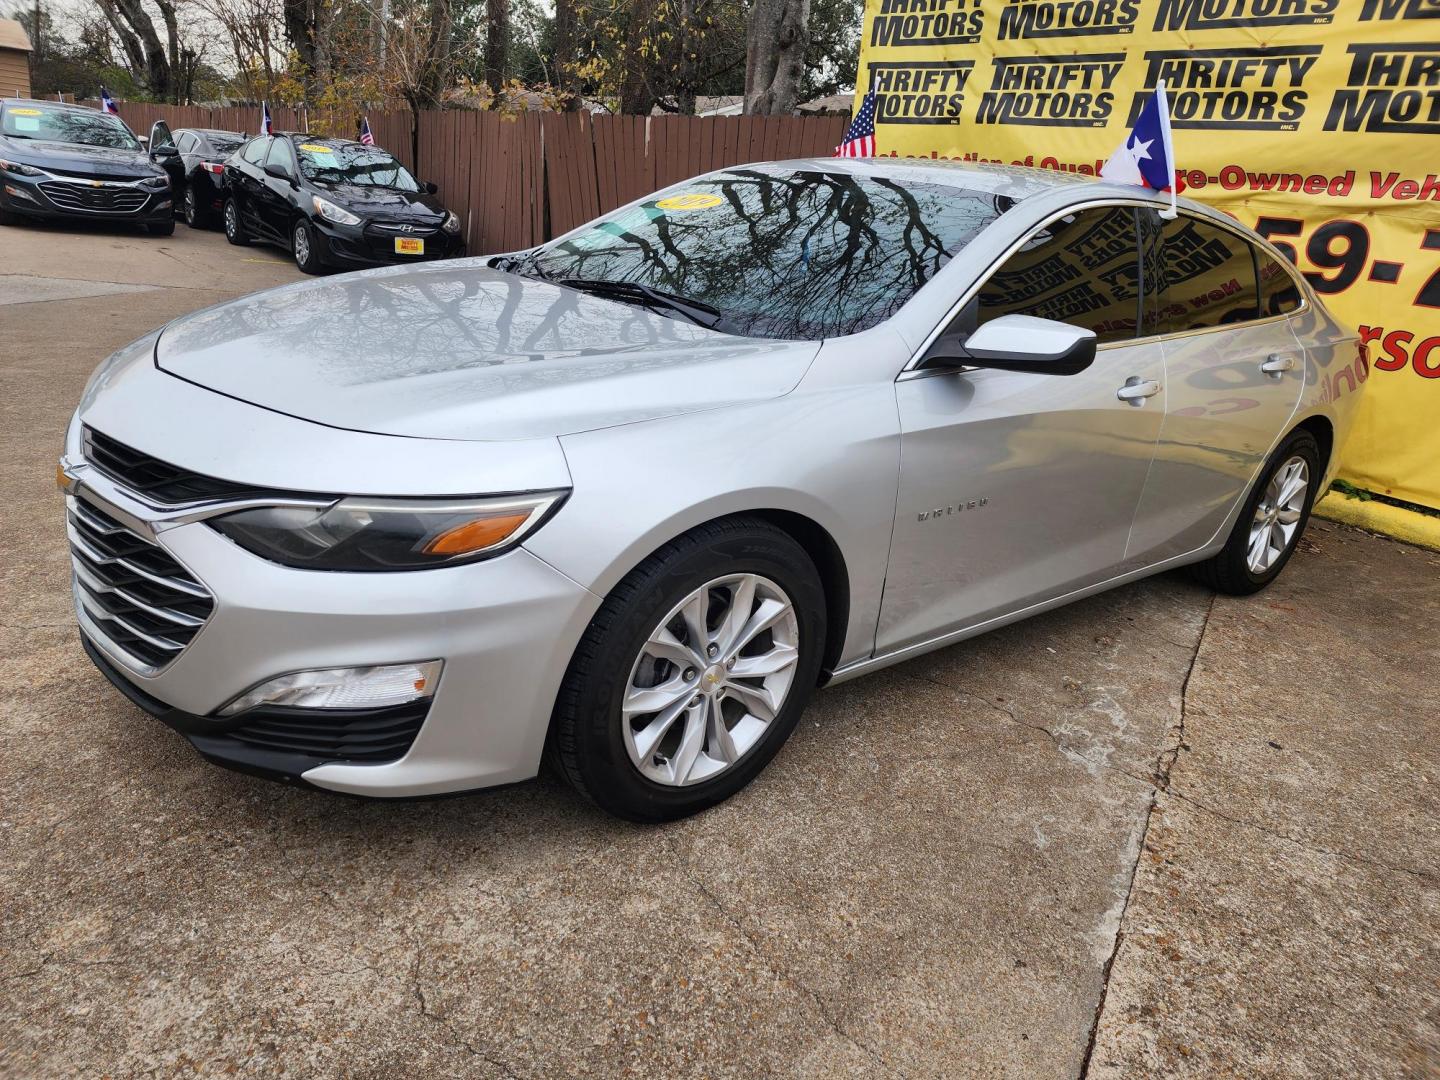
[4,184,36,201]
[218,660,442,716]
[156,200,172,210]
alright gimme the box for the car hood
[2,137,162,179]
[315,181,444,218]
[154,264,819,442]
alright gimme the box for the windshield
[295,141,418,191]
[1,106,139,150]
[518,169,1011,339]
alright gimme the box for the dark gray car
[0,99,175,234]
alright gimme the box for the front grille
[39,181,149,214]
[69,498,214,672]
[83,427,283,505]
[226,703,428,763]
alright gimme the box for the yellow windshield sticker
[9,107,42,115]
[655,192,723,211]
[298,143,332,153]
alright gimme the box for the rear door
[1124,211,1307,563]
[234,137,272,235]
[877,203,1167,652]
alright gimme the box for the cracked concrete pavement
[2,222,1437,1079]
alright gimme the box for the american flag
[261,100,273,136]
[359,116,375,146]
[99,87,119,115]
[835,91,877,158]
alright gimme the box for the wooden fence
[71,99,849,255]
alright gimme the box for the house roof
[0,18,33,52]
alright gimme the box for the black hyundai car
[0,99,176,234]
[148,122,245,228]
[222,132,464,273]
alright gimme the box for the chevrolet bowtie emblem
[91,180,105,188]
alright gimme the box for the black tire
[184,185,210,228]
[1190,428,1321,595]
[146,218,175,236]
[291,219,324,274]
[551,517,826,822]
[223,197,248,245]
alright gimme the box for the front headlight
[0,157,43,176]
[141,174,170,189]
[441,210,461,234]
[208,491,568,571]
[312,195,361,226]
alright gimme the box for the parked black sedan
[0,99,175,234]
[222,132,464,273]
[148,122,245,228]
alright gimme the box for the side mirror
[423,181,438,195]
[922,314,1097,376]
[263,162,294,184]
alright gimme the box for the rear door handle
[1116,377,1161,405]
[1261,353,1296,377]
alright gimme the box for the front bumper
[63,460,600,797]
[313,218,465,268]
[2,170,172,223]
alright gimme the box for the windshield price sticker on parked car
[298,144,333,153]
[9,108,41,116]
[655,192,724,211]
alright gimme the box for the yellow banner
[857,0,1440,511]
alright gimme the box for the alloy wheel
[293,223,311,266]
[224,201,236,238]
[1247,455,1309,574]
[622,573,800,787]
[185,187,197,225]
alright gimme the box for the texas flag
[99,87,119,115]
[261,101,273,136]
[1102,82,1178,218]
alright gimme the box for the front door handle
[1117,377,1161,405]
[1261,353,1296,377]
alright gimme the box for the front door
[877,204,1167,653]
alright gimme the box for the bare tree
[743,0,808,115]
[193,0,287,98]
[552,0,580,110]
[95,0,176,99]
[483,0,507,99]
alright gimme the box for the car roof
[2,98,111,115]
[178,128,244,139]
[734,157,1230,220]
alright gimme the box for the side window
[1142,213,1261,335]
[1256,247,1302,317]
[175,132,196,154]
[974,205,1141,345]
[241,138,268,165]
[265,138,297,176]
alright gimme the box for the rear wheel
[1190,429,1321,595]
[292,219,324,274]
[223,197,248,245]
[184,185,210,228]
[551,518,826,822]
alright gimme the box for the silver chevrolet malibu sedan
[62,159,1365,820]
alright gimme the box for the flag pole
[1156,80,1178,220]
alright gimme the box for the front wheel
[223,197,248,245]
[292,219,324,274]
[551,518,826,822]
[1191,429,1321,595]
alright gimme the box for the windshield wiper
[554,277,723,329]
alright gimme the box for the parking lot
[1,220,1437,1079]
